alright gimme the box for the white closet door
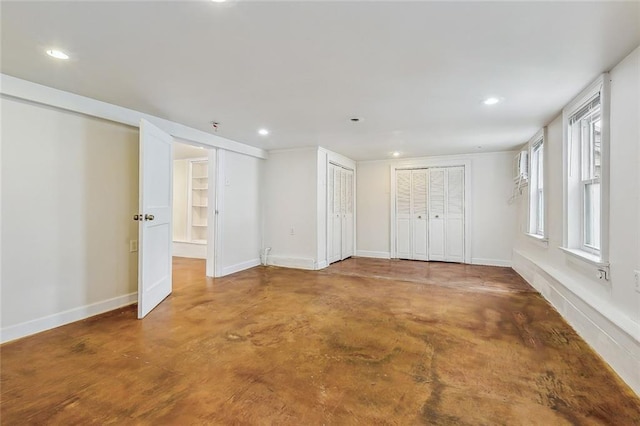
[396,170,412,259]
[327,164,335,262]
[329,165,342,263]
[412,170,429,260]
[138,119,173,319]
[445,167,465,262]
[428,168,446,261]
[342,169,354,259]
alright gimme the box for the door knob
[145,214,155,221]
[133,214,143,221]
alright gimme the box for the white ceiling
[173,141,209,160]
[2,1,639,161]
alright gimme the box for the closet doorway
[393,165,467,263]
[172,141,216,276]
[328,163,355,264]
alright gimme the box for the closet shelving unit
[188,159,208,244]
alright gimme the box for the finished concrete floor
[1,257,639,424]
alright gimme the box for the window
[528,134,544,237]
[577,99,601,250]
[563,74,609,263]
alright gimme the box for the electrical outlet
[634,270,640,293]
[130,240,138,253]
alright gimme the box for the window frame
[527,128,546,240]
[562,74,610,266]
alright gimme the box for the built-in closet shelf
[188,159,209,245]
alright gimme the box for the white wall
[355,161,391,258]
[356,151,516,266]
[512,47,640,394]
[172,159,189,242]
[263,149,318,269]
[470,153,518,266]
[1,97,138,341]
[217,150,263,276]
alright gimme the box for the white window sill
[559,247,609,268]
[525,233,548,247]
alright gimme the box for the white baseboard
[471,257,512,267]
[0,292,137,344]
[267,255,317,270]
[219,258,261,277]
[173,241,206,259]
[316,260,329,270]
[355,250,391,259]
[512,249,640,395]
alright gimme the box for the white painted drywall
[217,150,262,275]
[172,159,189,242]
[470,152,518,265]
[356,161,391,258]
[262,148,318,269]
[356,152,516,265]
[1,97,138,331]
[512,47,640,394]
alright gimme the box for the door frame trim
[390,158,472,263]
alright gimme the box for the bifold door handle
[418,215,422,219]
[145,214,155,221]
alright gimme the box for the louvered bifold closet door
[328,165,342,264]
[412,170,428,260]
[342,169,354,259]
[327,165,335,262]
[445,167,464,262]
[396,170,412,259]
[428,168,446,260]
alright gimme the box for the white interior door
[329,164,342,263]
[342,169,354,259]
[395,169,428,260]
[138,119,173,319]
[445,167,465,262]
[428,168,446,261]
[396,170,412,259]
[412,170,429,261]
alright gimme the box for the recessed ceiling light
[483,97,500,105]
[46,49,69,60]
[392,152,401,157]
[258,129,269,136]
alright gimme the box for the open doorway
[172,141,216,276]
